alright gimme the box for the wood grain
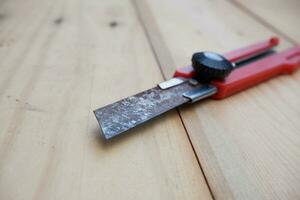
[135,0,300,199]
[0,0,212,199]
[232,0,300,44]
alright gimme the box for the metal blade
[94,82,196,139]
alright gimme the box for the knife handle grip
[173,37,279,78]
[211,46,300,99]
[223,37,279,62]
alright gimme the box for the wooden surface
[0,0,299,199]
[134,0,300,199]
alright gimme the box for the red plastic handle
[173,37,279,78]
[223,37,279,62]
[211,46,300,99]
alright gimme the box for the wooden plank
[134,0,300,199]
[0,0,213,199]
[231,0,300,44]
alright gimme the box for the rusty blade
[94,82,197,139]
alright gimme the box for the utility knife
[94,37,300,139]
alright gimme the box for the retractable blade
[94,79,216,139]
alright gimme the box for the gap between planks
[131,0,216,199]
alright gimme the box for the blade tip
[93,110,111,140]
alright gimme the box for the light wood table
[0,0,299,199]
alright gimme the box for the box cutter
[94,37,300,139]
